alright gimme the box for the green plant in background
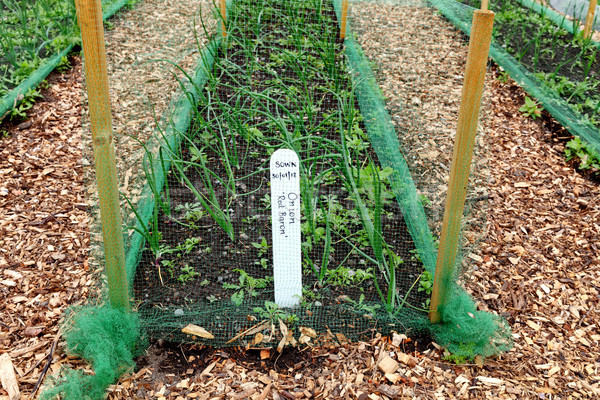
[56,55,72,73]
[565,137,600,174]
[442,347,475,365]
[177,264,199,283]
[325,266,374,287]
[253,301,299,324]
[7,87,42,121]
[224,269,273,306]
[497,70,510,83]
[418,193,431,208]
[518,96,542,119]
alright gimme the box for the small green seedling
[497,70,510,83]
[178,265,199,283]
[418,270,434,309]
[565,137,600,174]
[251,237,270,269]
[224,269,273,306]
[9,88,42,121]
[518,96,542,120]
[251,237,269,256]
[418,271,433,295]
[253,301,298,324]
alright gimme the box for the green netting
[431,289,512,358]
[342,35,438,273]
[341,0,510,357]
[40,305,142,400]
[433,0,600,158]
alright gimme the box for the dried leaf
[181,324,214,339]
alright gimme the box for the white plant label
[270,148,302,308]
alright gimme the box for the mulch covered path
[1,1,599,399]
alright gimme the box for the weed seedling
[518,96,542,119]
[497,70,510,83]
[253,300,299,324]
[223,269,273,306]
[565,137,600,174]
[178,265,199,283]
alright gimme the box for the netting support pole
[429,10,494,324]
[220,0,227,38]
[75,0,130,311]
[340,0,349,39]
[584,0,597,39]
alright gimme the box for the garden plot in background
[0,0,129,120]
[454,0,600,165]
[0,0,77,99]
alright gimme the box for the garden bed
[132,0,431,345]
[0,0,132,120]
[448,0,600,162]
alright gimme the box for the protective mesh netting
[438,0,600,158]
[121,0,511,355]
[132,0,433,346]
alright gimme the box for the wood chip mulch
[1,1,599,399]
[0,57,95,399]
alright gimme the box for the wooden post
[220,0,227,38]
[480,0,489,11]
[584,0,598,39]
[340,0,349,39]
[75,0,129,311]
[429,9,494,324]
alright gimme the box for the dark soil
[138,340,317,375]
[133,0,430,345]
[136,334,435,377]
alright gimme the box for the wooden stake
[75,0,129,311]
[340,0,349,39]
[584,0,598,39]
[480,0,489,11]
[429,10,494,324]
[221,0,227,38]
